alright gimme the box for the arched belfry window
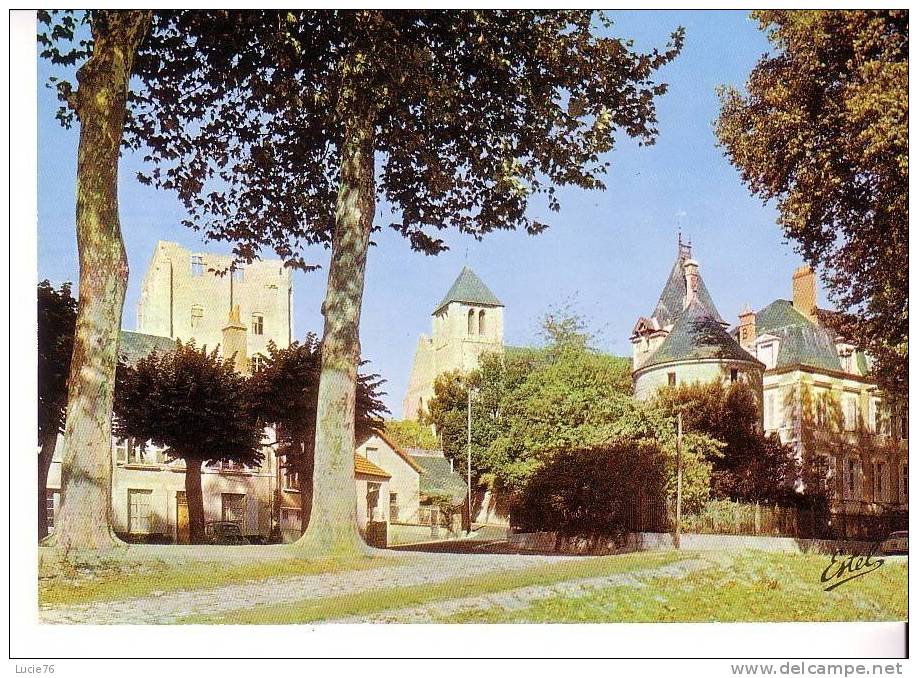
[479,309,486,335]
[467,309,476,335]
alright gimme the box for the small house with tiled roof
[402,266,505,420]
[355,431,425,526]
[733,266,908,518]
[631,238,764,408]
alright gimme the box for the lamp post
[466,387,478,534]
[675,411,683,551]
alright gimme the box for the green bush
[511,440,667,538]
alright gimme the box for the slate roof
[753,300,843,372]
[119,331,176,366]
[651,254,725,326]
[433,267,503,314]
[641,298,760,370]
[409,454,468,504]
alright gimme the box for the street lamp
[467,386,479,534]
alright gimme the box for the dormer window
[754,336,780,370]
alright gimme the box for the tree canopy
[114,340,265,543]
[127,11,684,263]
[37,280,77,444]
[42,9,685,554]
[245,336,389,529]
[716,10,908,393]
[120,9,685,554]
[653,381,799,504]
[39,9,153,551]
[382,420,440,451]
[37,280,78,540]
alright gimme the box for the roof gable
[370,431,425,473]
[433,267,503,314]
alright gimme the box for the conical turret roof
[640,298,760,370]
[651,248,725,326]
[433,267,503,314]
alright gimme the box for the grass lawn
[181,551,684,624]
[440,552,908,623]
[39,552,393,608]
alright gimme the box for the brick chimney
[738,304,756,350]
[222,304,249,374]
[792,266,817,322]
[683,258,700,309]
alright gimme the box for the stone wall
[137,241,293,358]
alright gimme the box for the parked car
[880,530,908,555]
[204,521,250,545]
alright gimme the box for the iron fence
[622,497,906,541]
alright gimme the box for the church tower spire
[402,267,505,420]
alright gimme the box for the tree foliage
[653,381,799,504]
[45,9,684,554]
[247,336,390,451]
[126,10,684,262]
[716,10,908,393]
[512,441,668,539]
[424,309,717,511]
[37,280,78,540]
[382,420,440,451]
[37,281,77,443]
[246,336,389,529]
[114,341,265,543]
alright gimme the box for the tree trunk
[37,432,58,541]
[45,11,152,552]
[299,432,315,531]
[185,458,206,545]
[296,91,376,557]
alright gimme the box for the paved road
[340,558,711,623]
[40,549,579,625]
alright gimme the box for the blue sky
[37,10,813,416]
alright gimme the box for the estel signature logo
[820,543,884,591]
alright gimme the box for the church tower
[402,267,504,420]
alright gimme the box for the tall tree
[114,342,265,544]
[39,10,152,550]
[716,10,908,393]
[246,337,389,529]
[653,381,799,503]
[37,280,77,541]
[129,10,684,554]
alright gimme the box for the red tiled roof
[354,454,391,479]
